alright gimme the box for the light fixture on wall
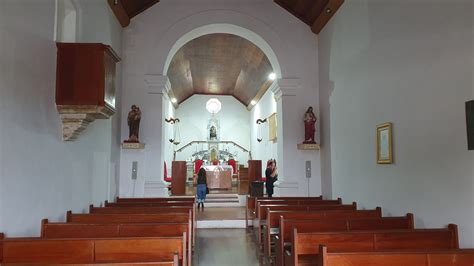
[256,118,267,142]
[171,98,177,104]
[165,117,181,145]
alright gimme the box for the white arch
[145,9,290,78]
[163,24,282,77]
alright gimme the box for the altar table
[205,165,233,189]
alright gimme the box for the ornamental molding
[270,78,301,101]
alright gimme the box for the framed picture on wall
[376,122,393,164]
[268,113,277,142]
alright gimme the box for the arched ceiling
[166,34,273,106]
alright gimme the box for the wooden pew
[255,204,357,245]
[286,224,459,266]
[0,234,186,265]
[274,214,413,266]
[253,199,344,231]
[259,208,382,263]
[317,245,474,266]
[246,196,325,229]
[0,233,3,263]
[90,205,196,248]
[41,219,192,266]
[117,197,195,203]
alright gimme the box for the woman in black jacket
[265,159,278,197]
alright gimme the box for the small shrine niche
[55,43,120,141]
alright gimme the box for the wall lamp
[165,117,181,144]
[256,118,267,142]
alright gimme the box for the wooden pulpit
[248,160,262,194]
[171,161,187,195]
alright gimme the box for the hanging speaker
[466,100,474,150]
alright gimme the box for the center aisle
[193,229,260,266]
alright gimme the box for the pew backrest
[90,206,192,214]
[41,220,191,266]
[117,197,195,203]
[1,235,186,265]
[105,201,195,208]
[67,211,190,224]
[260,203,357,221]
[280,214,414,242]
[255,199,341,217]
[318,245,474,266]
[42,220,189,239]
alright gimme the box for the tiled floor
[193,229,260,266]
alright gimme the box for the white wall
[162,95,176,174]
[174,95,251,164]
[0,0,122,237]
[250,88,278,173]
[120,0,321,196]
[319,0,474,247]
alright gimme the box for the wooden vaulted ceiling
[167,34,273,107]
[107,0,343,33]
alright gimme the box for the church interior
[0,0,473,265]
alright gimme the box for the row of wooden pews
[0,196,196,265]
[246,196,474,266]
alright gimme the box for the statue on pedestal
[210,125,217,140]
[304,106,317,144]
[126,105,141,143]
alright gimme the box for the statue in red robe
[304,106,317,144]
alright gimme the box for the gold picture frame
[376,122,393,164]
[268,113,277,142]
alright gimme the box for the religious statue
[126,105,141,142]
[304,106,317,144]
[210,125,217,140]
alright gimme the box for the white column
[119,75,170,198]
[271,79,301,196]
[143,75,170,197]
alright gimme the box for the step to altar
[204,193,244,207]
[196,206,251,228]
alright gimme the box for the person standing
[265,159,278,198]
[196,168,207,209]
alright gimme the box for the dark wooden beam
[311,0,344,34]
[274,0,312,26]
[127,0,160,18]
[107,0,130,27]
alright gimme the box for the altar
[204,165,233,189]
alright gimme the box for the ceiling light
[171,98,177,103]
[250,100,257,105]
[268,73,276,81]
[206,98,222,114]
